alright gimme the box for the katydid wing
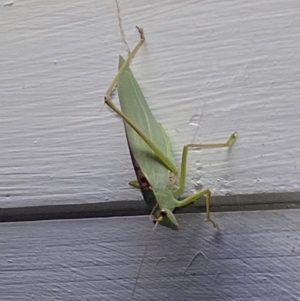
[105,27,237,230]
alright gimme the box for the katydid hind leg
[105,26,145,101]
[104,27,145,127]
[104,27,177,173]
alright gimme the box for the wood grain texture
[1,209,300,300]
[1,0,300,207]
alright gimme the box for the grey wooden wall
[1,209,300,301]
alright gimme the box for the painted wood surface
[1,0,300,207]
[1,209,300,300]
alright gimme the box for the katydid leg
[129,180,140,189]
[176,188,218,227]
[105,99,177,172]
[177,132,237,194]
[105,26,145,99]
[104,27,178,173]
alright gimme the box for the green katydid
[105,27,236,230]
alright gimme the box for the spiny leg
[178,132,237,194]
[177,188,217,227]
[104,27,177,173]
[105,26,145,100]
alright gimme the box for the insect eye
[160,210,167,217]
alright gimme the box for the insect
[104,27,236,230]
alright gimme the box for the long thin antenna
[130,222,158,301]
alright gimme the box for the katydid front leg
[129,180,140,189]
[176,132,237,227]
